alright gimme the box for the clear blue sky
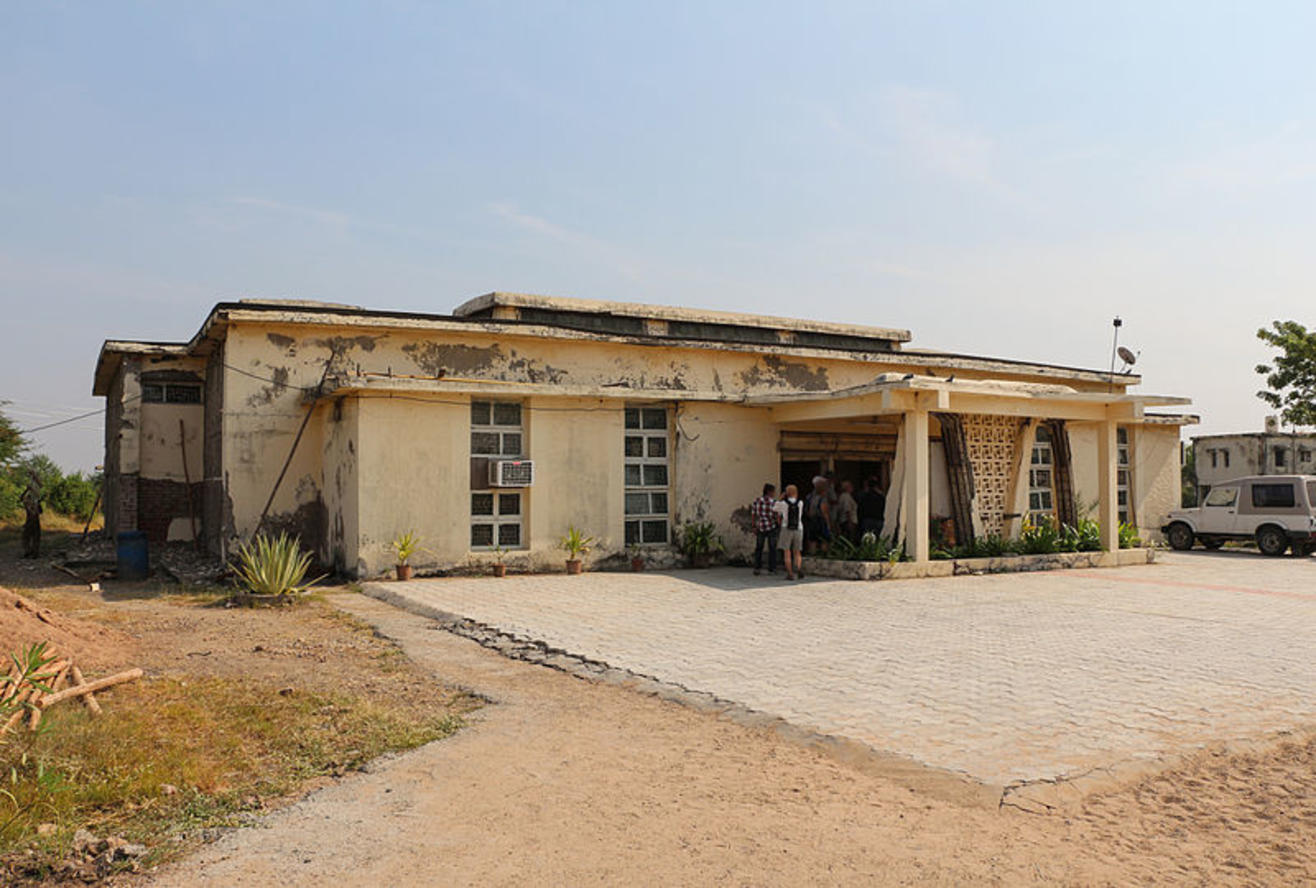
[3,2,1314,470]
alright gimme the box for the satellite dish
[1117,346,1137,367]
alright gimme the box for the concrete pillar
[1096,418,1119,551]
[903,408,930,562]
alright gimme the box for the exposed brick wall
[201,345,225,556]
[116,473,138,535]
[136,477,203,544]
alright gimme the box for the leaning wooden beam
[69,666,102,716]
[40,668,143,708]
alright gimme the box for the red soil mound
[0,587,134,670]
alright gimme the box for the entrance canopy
[750,374,1192,562]
[747,373,1191,424]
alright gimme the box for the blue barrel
[116,531,149,581]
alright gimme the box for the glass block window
[470,491,523,549]
[1117,427,1132,524]
[470,401,524,457]
[624,406,670,545]
[471,401,526,549]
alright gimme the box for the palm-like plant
[232,532,323,603]
[391,530,421,565]
[559,526,594,560]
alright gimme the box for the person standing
[20,473,42,559]
[858,477,886,538]
[835,480,859,541]
[773,484,806,580]
[804,476,833,554]
[749,483,781,576]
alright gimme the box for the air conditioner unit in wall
[489,459,534,487]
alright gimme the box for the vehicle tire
[1166,523,1195,551]
[1201,538,1225,550]
[1256,525,1289,557]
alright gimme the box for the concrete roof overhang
[747,373,1192,425]
[92,341,192,396]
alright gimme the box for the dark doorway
[780,458,887,498]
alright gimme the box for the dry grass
[0,674,472,880]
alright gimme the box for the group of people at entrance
[748,475,886,580]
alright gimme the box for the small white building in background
[1194,418,1316,491]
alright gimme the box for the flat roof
[93,294,1151,394]
[453,291,914,344]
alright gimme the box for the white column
[903,408,930,562]
[1096,418,1119,551]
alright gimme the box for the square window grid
[625,407,670,545]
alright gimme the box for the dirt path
[139,593,1316,886]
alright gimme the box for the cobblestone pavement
[368,551,1316,786]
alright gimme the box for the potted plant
[391,530,420,580]
[627,546,645,572]
[559,526,594,575]
[678,521,725,568]
[491,544,507,578]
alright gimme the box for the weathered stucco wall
[669,402,778,559]
[1134,425,1182,537]
[353,396,467,576]
[321,395,360,575]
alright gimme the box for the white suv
[1163,474,1316,556]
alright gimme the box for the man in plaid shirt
[750,483,781,575]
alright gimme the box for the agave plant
[232,532,324,603]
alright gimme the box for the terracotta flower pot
[565,559,583,575]
[396,564,413,581]
[630,557,645,572]
[690,552,711,569]
[493,563,507,578]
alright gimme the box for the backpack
[786,498,801,530]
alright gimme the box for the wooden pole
[40,668,143,707]
[70,666,102,716]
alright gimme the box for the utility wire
[15,395,142,435]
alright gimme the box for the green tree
[0,403,24,468]
[1256,320,1316,429]
[1181,442,1198,507]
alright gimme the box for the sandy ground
[141,593,1316,887]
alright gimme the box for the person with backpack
[773,484,806,580]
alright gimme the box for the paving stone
[367,552,1316,785]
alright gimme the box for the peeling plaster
[404,341,503,376]
[736,355,829,391]
[245,366,290,407]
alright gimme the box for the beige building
[93,294,1194,577]
[1193,426,1316,491]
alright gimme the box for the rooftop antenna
[1108,316,1122,393]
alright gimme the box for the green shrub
[1019,518,1061,555]
[1118,522,1143,549]
[823,532,902,562]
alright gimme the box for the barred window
[624,407,670,545]
[471,401,526,549]
[1028,425,1054,522]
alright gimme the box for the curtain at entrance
[933,413,975,547]
[1046,419,1078,529]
